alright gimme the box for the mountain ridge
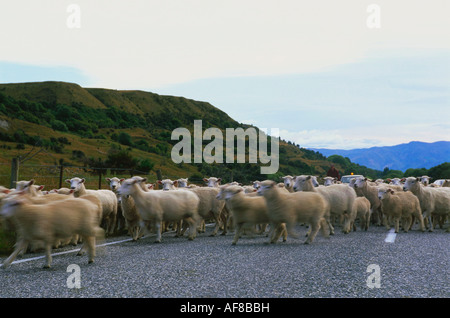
[310,141,450,172]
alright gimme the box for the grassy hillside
[0,81,376,187]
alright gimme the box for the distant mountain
[310,141,450,172]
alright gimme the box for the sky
[0,0,449,150]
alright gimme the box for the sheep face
[158,179,177,191]
[355,178,367,189]
[177,178,189,188]
[0,197,22,218]
[66,177,85,191]
[403,177,420,192]
[203,177,221,187]
[378,188,394,200]
[116,179,137,196]
[256,180,276,196]
[106,177,124,192]
[282,175,294,188]
[252,181,261,189]
[219,186,242,200]
[323,177,335,186]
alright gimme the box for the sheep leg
[184,217,197,241]
[154,222,162,243]
[84,236,96,264]
[305,222,320,244]
[43,243,52,268]
[2,239,27,269]
[210,214,221,236]
[232,223,243,245]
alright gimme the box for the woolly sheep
[378,188,425,233]
[281,175,295,192]
[186,186,228,236]
[117,178,200,242]
[66,177,118,235]
[323,177,337,186]
[204,177,222,187]
[257,180,329,244]
[442,180,450,187]
[158,179,178,191]
[293,175,356,235]
[403,177,450,231]
[1,194,104,268]
[354,178,384,226]
[344,196,371,233]
[216,185,287,245]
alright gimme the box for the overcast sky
[1,0,449,149]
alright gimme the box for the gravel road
[0,224,448,300]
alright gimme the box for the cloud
[279,122,450,150]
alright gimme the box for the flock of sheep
[0,174,449,269]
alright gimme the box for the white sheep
[117,178,200,242]
[203,177,222,187]
[378,188,425,233]
[185,186,229,236]
[293,175,356,235]
[158,179,178,191]
[281,175,295,192]
[1,194,104,268]
[216,185,287,245]
[354,178,384,226]
[344,196,371,233]
[403,177,450,231]
[419,175,432,186]
[323,177,337,186]
[66,177,118,235]
[15,180,44,196]
[257,180,329,244]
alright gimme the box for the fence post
[156,169,162,181]
[59,165,64,189]
[98,169,102,189]
[10,157,19,189]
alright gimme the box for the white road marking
[0,237,135,267]
[384,228,397,243]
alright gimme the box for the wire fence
[0,162,154,190]
[0,161,208,190]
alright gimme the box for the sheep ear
[203,178,208,182]
[416,177,420,181]
[157,180,163,184]
[105,178,111,183]
[81,178,85,183]
[28,179,35,186]
[65,179,71,184]
[38,185,44,190]
[69,189,75,194]
[217,178,222,183]
[173,180,178,186]
[141,177,147,183]
[120,178,125,182]
[306,176,311,180]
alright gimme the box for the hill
[310,141,450,172]
[0,81,355,186]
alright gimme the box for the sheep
[216,185,287,245]
[293,175,356,235]
[419,176,432,186]
[204,177,222,187]
[15,180,44,196]
[281,175,295,192]
[252,180,261,190]
[117,178,200,243]
[257,180,329,244]
[323,177,337,186]
[354,178,384,226]
[106,177,145,240]
[185,186,229,236]
[158,179,178,191]
[403,177,450,231]
[377,188,425,233]
[66,177,118,235]
[442,180,450,187]
[344,196,371,233]
[1,194,104,268]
